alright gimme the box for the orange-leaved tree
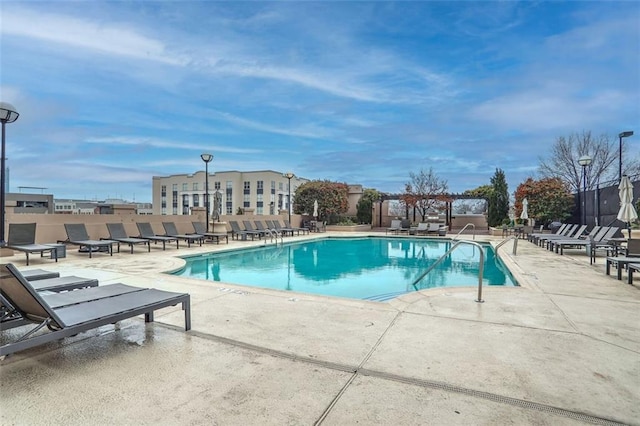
[514,177,574,225]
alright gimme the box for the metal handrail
[411,240,485,303]
[262,229,283,245]
[453,223,476,240]
[495,235,518,255]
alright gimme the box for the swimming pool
[172,237,517,301]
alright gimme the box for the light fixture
[618,131,634,182]
[200,153,213,232]
[0,102,19,247]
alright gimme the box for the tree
[514,177,574,225]
[401,168,449,221]
[356,188,381,224]
[538,131,640,192]
[294,180,349,221]
[463,184,493,200]
[487,168,509,227]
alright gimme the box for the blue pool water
[172,237,517,301]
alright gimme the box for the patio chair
[427,223,441,234]
[528,223,567,244]
[386,219,402,234]
[106,223,151,254]
[547,225,599,252]
[243,220,267,238]
[63,223,116,258]
[135,222,179,250]
[537,224,582,248]
[550,226,610,254]
[191,222,228,244]
[399,219,412,234]
[6,223,58,266]
[0,263,191,356]
[284,220,310,235]
[162,222,204,248]
[414,223,429,235]
[626,263,640,285]
[228,220,259,240]
[20,269,60,281]
[270,220,295,236]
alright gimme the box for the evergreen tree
[488,168,509,227]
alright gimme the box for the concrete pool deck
[1,232,638,425]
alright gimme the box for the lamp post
[618,131,634,182]
[578,154,592,226]
[200,153,213,232]
[0,102,19,247]
[283,171,295,225]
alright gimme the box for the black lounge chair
[254,221,279,236]
[243,220,267,238]
[270,220,294,236]
[0,263,191,356]
[1,274,99,330]
[135,222,179,250]
[20,269,60,281]
[6,223,58,266]
[105,223,151,254]
[191,222,228,244]
[284,220,310,235]
[627,263,640,285]
[228,221,259,240]
[63,223,116,258]
[162,222,204,248]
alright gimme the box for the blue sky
[1,1,639,203]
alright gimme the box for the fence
[569,175,639,228]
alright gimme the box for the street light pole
[578,155,592,226]
[200,153,213,232]
[618,131,634,182]
[0,102,19,247]
[283,172,295,225]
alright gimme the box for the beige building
[152,170,309,217]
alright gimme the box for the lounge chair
[105,223,151,254]
[548,225,600,252]
[63,223,116,258]
[20,269,60,281]
[414,223,429,235]
[398,219,412,234]
[6,223,58,266]
[162,222,204,247]
[0,263,191,356]
[191,222,228,244]
[243,220,267,238]
[229,221,260,240]
[386,220,402,234]
[427,223,441,235]
[270,220,295,236]
[1,273,99,330]
[528,223,567,245]
[284,220,310,235]
[537,224,583,248]
[135,222,179,250]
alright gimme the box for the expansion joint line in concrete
[183,325,628,426]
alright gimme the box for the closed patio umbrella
[313,200,318,219]
[520,198,529,221]
[617,175,637,238]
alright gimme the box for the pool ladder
[453,223,475,240]
[411,240,486,302]
[263,229,283,246]
[495,235,518,255]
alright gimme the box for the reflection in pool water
[173,237,517,301]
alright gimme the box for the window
[226,181,232,189]
[172,184,178,191]
[193,194,200,207]
[256,206,263,215]
[244,194,250,203]
[193,182,198,191]
[257,180,263,190]
[257,193,263,202]
[278,182,283,191]
[182,183,188,191]
[215,181,221,190]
